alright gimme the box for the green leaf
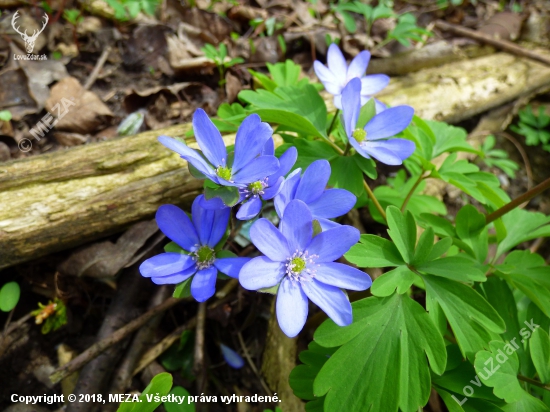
[418,214,456,238]
[371,266,416,297]
[423,276,505,362]
[266,60,302,87]
[412,226,434,265]
[501,391,550,412]
[356,98,376,129]
[436,388,505,412]
[417,255,486,282]
[0,110,12,122]
[290,138,338,169]
[0,282,20,312]
[530,326,550,383]
[495,251,550,318]
[314,294,446,412]
[312,220,322,237]
[351,152,377,179]
[474,341,523,403]
[173,277,193,298]
[117,372,173,412]
[289,341,335,402]
[345,234,405,268]
[204,185,240,207]
[328,156,365,197]
[386,206,416,264]
[164,386,195,412]
[496,209,550,257]
[239,85,327,138]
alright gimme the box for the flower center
[352,128,367,142]
[285,250,318,282]
[241,178,268,200]
[192,245,215,270]
[216,166,232,181]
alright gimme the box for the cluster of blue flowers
[140,45,415,337]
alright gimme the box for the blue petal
[360,74,390,95]
[362,139,416,165]
[313,61,342,95]
[156,204,199,251]
[326,44,347,86]
[306,225,360,262]
[250,218,290,262]
[346,51,370,80]
[140,253,195,278]
[236,197,262,220]
[192,196,230,247]
[199,195,228,210]
[263,176,284,200]
[220,344,245,369]
[262,137,274,156]
[341,78,362,137]
[276,277,308,337]
[301,279,352,326]
[295,160,330,204]
[232,156,279,184]
[192,109,227,167]
[239,256,286,290]
[267,146,297,183]
[365,106,414,141]
[214,257,251,279]
[151,265,196,285]
[315,262,372,291]
[317,218,341,231]
[191,266,218,302]
[158,135,216,178]
[274,169,301,218]
[280,200,312,253]
[374,99,387,114]
[307,189,356,219]
[233,114,273,173]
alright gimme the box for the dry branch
[2,51,550,270]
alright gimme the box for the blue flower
[342,78,415,166]
[314,44,389,111]
[139,196,250,302]
[158,109,280,187]
[239,200,372,337]
[274,159,356,230]
[220,344,245,369]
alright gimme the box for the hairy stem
[486,176,550,224]
[364,180,386,221]
[518,374,550,391]
[327,109,340,136]
[401,172,425,212]
[342,142,351,156]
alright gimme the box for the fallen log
[1,51,550,270]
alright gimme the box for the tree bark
[1,51,550,270]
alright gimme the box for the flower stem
[401,172,425,212]
[364,179,386,221]
[517,374,550,391]
[342,142,351,156]
[485,176,550,224]
[327,109,340,136]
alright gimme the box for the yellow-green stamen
[352,128,367,142]
[193,245,215,269]
[249,181,264,195]
[290,257,306,274]
[216,166,232,181]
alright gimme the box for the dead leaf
[45,76,113,134]
[121,24,170,70]
[58,220,162,279]
[225,71,242,103]
[54,131,89,146]
[478,12,523,41]
[0,68,38,120]
[0,142,10,162]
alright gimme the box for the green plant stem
[342,142,351,156]
[401,171,425,212]
[327,109,340,136]
[485,176,550,224]
[364,180,386,221]
[517,374,550,391]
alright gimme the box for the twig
[327,109,340,136]
[194,302,207,394]
[434,20,550,67]
[486,176,550,224]
[237,331,273,396]
[2,308,15,339]
[83,46,112,90]
[49,297,184,384]
[496,131,534,190]
[215,279,239,299]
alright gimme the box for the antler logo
[11,11,49,54]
